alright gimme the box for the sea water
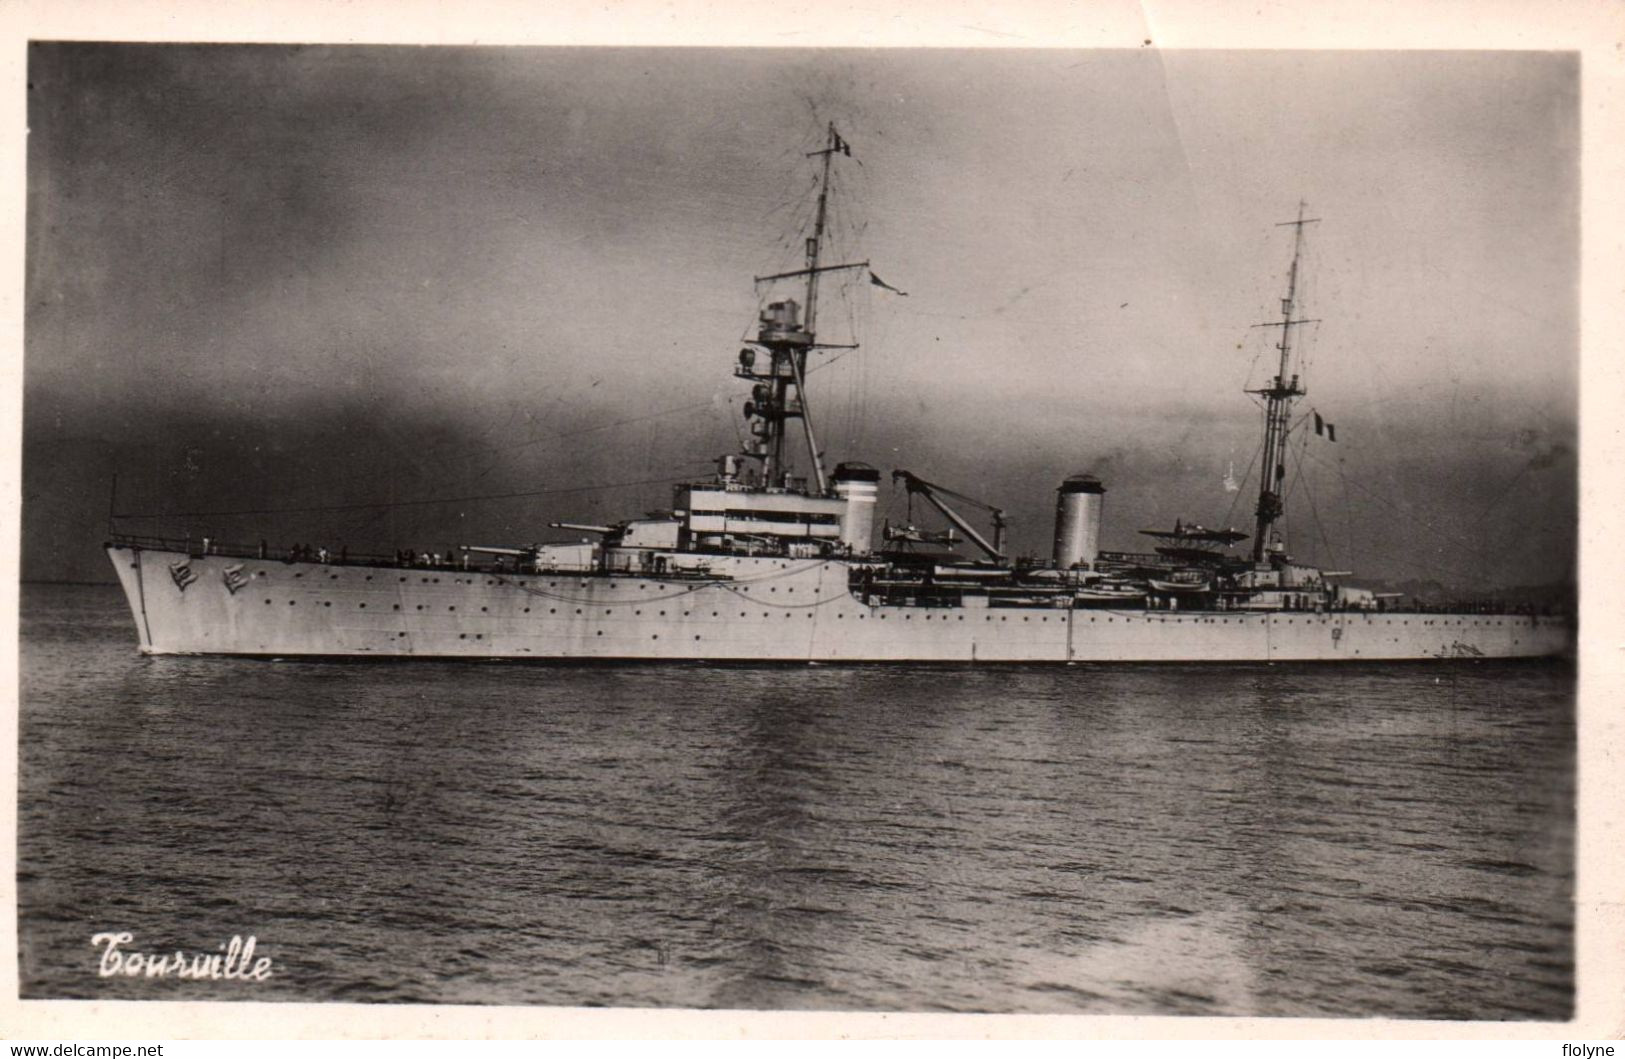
[17,584,1574,1016]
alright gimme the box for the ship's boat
[1072,584,1145,603]
[104,125,1571,662]
[1146,576,1211,594]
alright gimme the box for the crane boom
[892,470,1007,560]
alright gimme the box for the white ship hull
[110,547,1570,663]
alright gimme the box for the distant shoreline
[21,579,120,588]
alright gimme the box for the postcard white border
[1,0,1619,1041]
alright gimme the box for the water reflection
[19,587,1573,1016]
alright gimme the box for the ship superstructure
[105,126,1570,662]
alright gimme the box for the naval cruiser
[105,125,1570,662]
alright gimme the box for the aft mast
[739,123,864,496]
[1248,201,1319,563]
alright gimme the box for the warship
[106,126,1569,662]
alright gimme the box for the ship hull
[109,546,1571,663]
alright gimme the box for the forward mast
[736,123,866,496]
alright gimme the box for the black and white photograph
[8,1,1618,1039]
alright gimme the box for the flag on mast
[869,271,907,296]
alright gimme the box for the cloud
[24,45,1578,590]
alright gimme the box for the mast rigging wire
[1220,434,1267,531]
[1285,424,1339,569]
[1296,445,1509,576]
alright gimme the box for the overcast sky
[24,45,1577,587]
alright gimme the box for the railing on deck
[105,533,1565,617]
[105,533,596,575]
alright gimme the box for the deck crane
[891,470,1008,561]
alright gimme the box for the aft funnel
[1053,474,1105,569]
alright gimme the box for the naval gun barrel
[548,522,615,535]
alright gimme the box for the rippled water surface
[18,584,1574,1016]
